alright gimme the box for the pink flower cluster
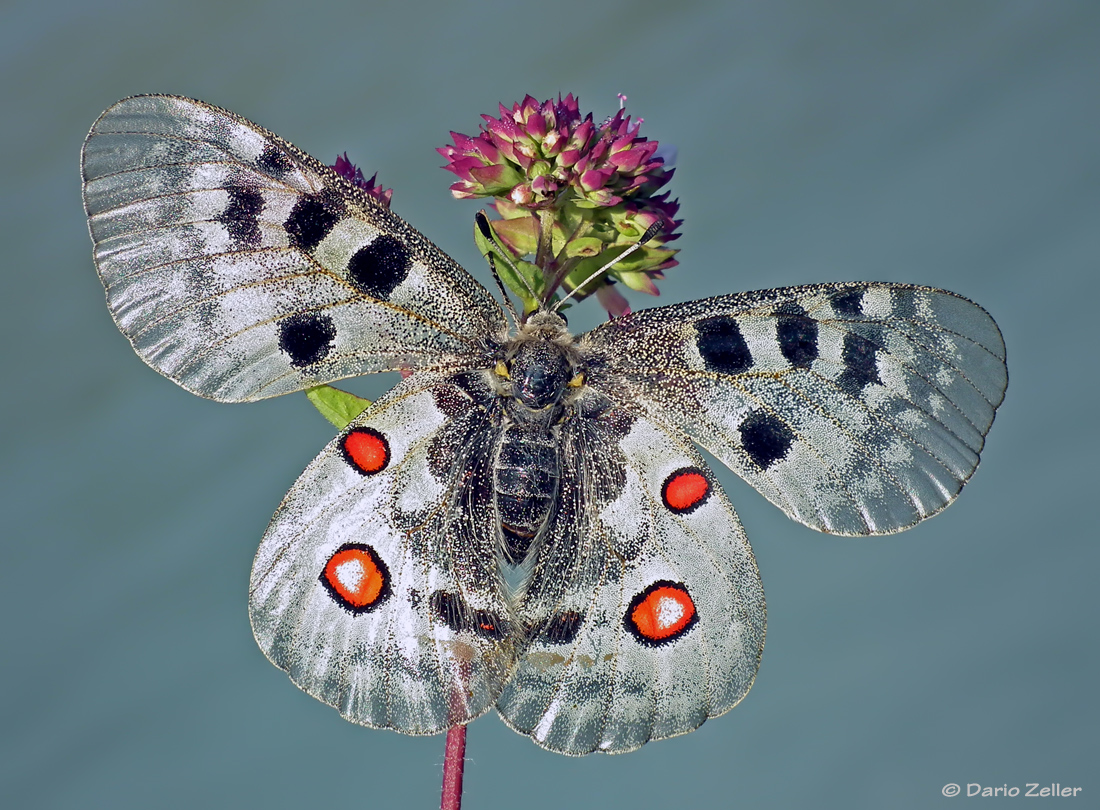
[439,95,681,316]
[439,95,672,213]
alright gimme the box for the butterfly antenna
[551,220,665,314]
[486,253,520,327]
[476,212,524,326]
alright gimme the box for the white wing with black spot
[249,372,516,733]
[583,283,1007,535]
[82,95,505,402]
[496,396,765,755]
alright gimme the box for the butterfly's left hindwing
[82,95,506,402]
[249,372,516,733]
[497,395,765,755]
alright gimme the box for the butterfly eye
[494,360,510,379]
[567,371,586,388]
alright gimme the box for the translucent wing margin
[249,372,515,733]
[497,394,765,754]
[82,95,506,402]
[582,283,1007,535]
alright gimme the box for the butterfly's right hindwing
[249,372,515,733]
[82,95,505,402]
[497,395,766,755]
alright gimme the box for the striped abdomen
[494,421,560,564]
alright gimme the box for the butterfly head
[493,312,585,412]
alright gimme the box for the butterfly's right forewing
[584,283,1007,535]
[82,95,506,402]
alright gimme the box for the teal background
[2,1,1096,808]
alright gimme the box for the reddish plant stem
[440,724,467,810]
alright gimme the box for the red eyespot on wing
[341,427,390,474]
[320,543,391,613]
[625,581,698,645]
[661,467,710,513]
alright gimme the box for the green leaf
[562,235,605,257]
[490,216,539,255]
[306,385,371,429]
[474,219,540,313]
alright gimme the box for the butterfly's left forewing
[249,372,515,733]
[82,95,505,402]
[497,394,765,755]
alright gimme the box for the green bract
[306,385,372,430]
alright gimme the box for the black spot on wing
[348,235,411,299]
[285,192,343,251]
[278,311,336,367]
[217,186,263,248]
[739,410,794,469]
[696,315,752,375]
[831,289,864,317]
[836,332,881,395]
[257,144,293,178]
[430,590,509,640]
[531,611,584,645]
[776,302,819,367]
[431,591,466,632]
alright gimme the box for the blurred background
[1,1,1096,807]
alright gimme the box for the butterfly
[81,95,1007,755]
